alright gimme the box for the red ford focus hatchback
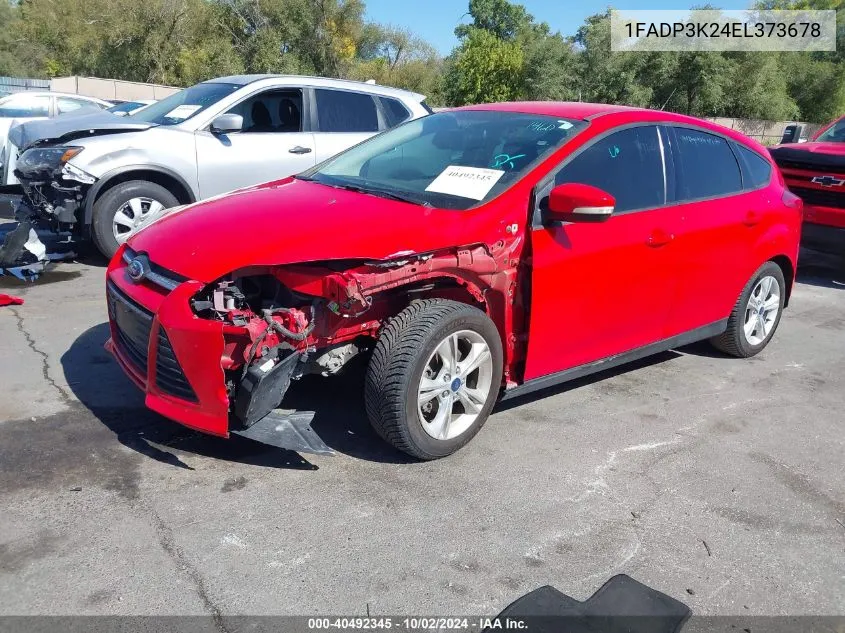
[106,102,802,459]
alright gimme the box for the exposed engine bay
[0,151,92,278]
[178,242,520,431]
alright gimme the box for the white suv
[8,76,431,257]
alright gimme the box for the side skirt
[500,319,729,402]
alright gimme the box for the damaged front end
[0,147,90,277]
[14,146,94,232]
[107,241,517,451]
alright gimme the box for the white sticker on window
[425,165,505,201]
[164,104,202,120]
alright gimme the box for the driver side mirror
[210,113,243,134]
[546,183,615,223]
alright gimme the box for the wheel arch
[82,165,197,236]
[769,254,795,307]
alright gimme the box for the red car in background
[770,115,845,259]
[106,102,802,460]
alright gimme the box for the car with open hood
[106,102,801,460]
[8,75,430,259]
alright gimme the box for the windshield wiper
[334,183,432,207]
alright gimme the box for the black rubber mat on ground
[487,574,691,633]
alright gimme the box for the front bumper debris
[105,246,333,454]
[0,200,77,280]
[231,410,334,455]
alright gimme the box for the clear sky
[364,0,753,54]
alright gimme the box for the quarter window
[381,97,411,128]
[555,126,665,213]
[735,144,772,189]
[57,97,94,114]
[315,89,379,133]
[672,128,742,200]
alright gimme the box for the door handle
[743,210,762,226]
[289,146,312,154]
[647,229,674,248]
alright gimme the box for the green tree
[445,28,523,105]
[454,0,531,41]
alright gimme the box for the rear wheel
[365,299,503,460]
[92,180,179,258]
[710,261,786,358]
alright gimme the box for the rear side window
[673,128,742,200]
[381,97,411,127]
[555,125,665,213]
[57,97,97,114]
[315,89,379,133]
[0,94,50,118]
[735,144,772,189]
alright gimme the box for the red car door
[661,126,765,336]
[524,125,682,381]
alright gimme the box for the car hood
[8,109,155,150]
[128,178,481,283]
[772,141,845,155]
[769,142,845,169]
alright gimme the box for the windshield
[129,82,240,126]
[301,111,586,210]
[108,101,145,114]
[815,118,845,142]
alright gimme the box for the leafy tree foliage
[1,0,844,122]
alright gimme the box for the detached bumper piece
[231,410,334,456]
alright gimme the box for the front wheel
[91,180,179,258]
[365,299,504,460]
[710,261,786,358]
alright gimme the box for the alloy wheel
[417,330,494,441]
[743,275,780,346]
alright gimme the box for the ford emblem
[127,256,148,282]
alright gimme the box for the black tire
[710,261,786,358]
[91,180,179,258]
[365,299,504,460]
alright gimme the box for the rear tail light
[782,189,802,211]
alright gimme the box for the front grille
[107,281,153,374]
[155,328,197,402]
[789,186,845,210]
[776,159,845,175]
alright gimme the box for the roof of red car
[455,101,649,120]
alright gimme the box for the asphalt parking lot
[1,211,844,618]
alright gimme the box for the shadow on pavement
[494,350,683,413]
[62,323,318,471]
[62,323,414,468]
[796,248,845,290]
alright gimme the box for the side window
[673,128,742,200]
[735,144,772,189]
[381,97,411,128]
[226,89,303,134]
[57,98,89,114]
[0,94,50,118]
[315,89,379,133]
[555,126,665,213]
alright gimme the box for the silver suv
[9,75,430,257]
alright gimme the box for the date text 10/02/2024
[307,617,528,630]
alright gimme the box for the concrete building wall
[49,76,180,101]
